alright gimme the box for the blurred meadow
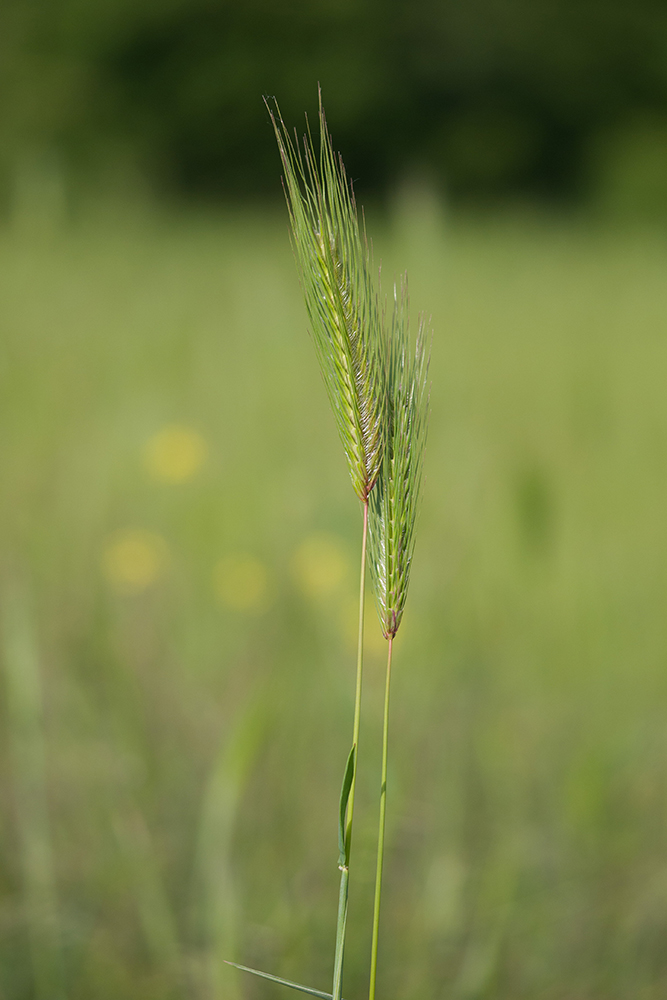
[4,1,667,998]
[2,190,667,999]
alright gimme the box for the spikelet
[266,91,385,502]
[368,281,430,638]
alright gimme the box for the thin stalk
[348,499,369,840]
[332,866,349,1000]
[368,635,393,1000]
[332,499,369,1000]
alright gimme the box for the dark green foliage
[4,0,667,203]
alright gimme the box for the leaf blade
[224,961,340,1000]
[337,744,356,867]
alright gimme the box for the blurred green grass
[2,199,667,999]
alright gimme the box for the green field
[2,198,667,999]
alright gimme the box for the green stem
[332,499,369,1000]
[348,499,368,839]
[368,635,393,1000]
[332,864,349,1000]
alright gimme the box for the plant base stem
[368,635,393,1000]
[332,865,349,1000]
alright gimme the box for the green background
[3,203,667,997]
[3,3,667,998]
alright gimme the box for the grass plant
[260,92,387,1000]
[225,95,430,1000]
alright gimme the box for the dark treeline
[3,0,667,206]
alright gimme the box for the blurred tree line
[2,0,667,208]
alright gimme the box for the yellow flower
[102,530,168,594]
[144,425,207,483]
[291,533,349,599]
[213,554,270,613]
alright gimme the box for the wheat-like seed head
[266,91,385,502]
[368,281,430,638]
